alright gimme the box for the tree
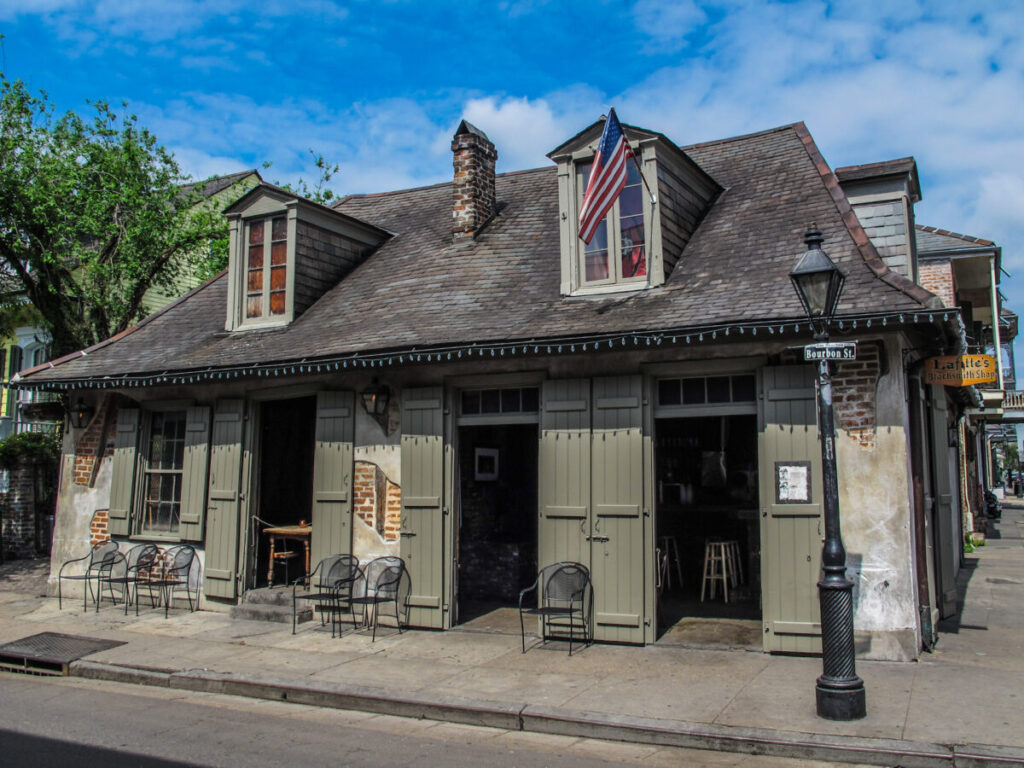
[0,76,228,357]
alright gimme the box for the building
[16,118,979,661]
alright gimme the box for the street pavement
[2,502,1023,768]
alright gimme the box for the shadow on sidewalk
[935,558,980,634]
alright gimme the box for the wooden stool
[657,536,683,590]
[727,541,744,587]
[700,540,738,602]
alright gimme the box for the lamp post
[790,225,867,721]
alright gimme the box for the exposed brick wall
[384,478,401,543]
[1,463,38,558]
[919,259,955,308]
[452,123,497,239]
[89,508,110,547]
[833,341,882,449]
[72,396,117,487]
[353,460,401,543]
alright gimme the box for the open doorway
[654,414,761,639]
[253,396,316,588]
[456,423,538,625]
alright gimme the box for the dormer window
[578,161,647,285]
[246,216,289,319]
[548,117,721,298]
[223,183,391,332]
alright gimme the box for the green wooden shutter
[108,407,140,537]
[759,366,822,653]
[591,375,645,643]
[311,391,354,567]
[929,388,958,618]
[203,399,245,600]
[539,379,591,570]
[179,406,211,542]
[400,387,445,629]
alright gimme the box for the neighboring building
[18,118,980,662]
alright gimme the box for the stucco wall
[836,339,919,661]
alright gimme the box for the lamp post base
[816,679,866,720]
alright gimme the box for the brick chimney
[452,120,497,240]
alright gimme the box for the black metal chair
[58,540,120,611]
[292,554,360,636]
[519,562,592,655]
[144,544,199,618]
[350,556,409,641]
[99,543,162,615]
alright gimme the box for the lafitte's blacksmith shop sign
[923,354,998,386]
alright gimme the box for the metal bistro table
[264,524,311,587]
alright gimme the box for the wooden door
[400,387,446,629]
[203,399,245,600]
[929,387,958,618]
[591,375,646,643]
[539,379,591,570]
[759,367,823,653]
[310,391,354,567]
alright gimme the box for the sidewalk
[2,505,1023,768]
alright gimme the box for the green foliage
[0,430,61,470]
[0,75,229,356]
[274,149,341,205]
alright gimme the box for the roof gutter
[12,308,966,393]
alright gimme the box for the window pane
[584,219,610,282]
[658,379,681,406]
[270,264,287,290]
[500,388,520,412]
[521,387,539,412]
[625,160,642,186]
[707,376,731,403]
[732,375,756,402]
[682,378,706,404]
[248,270,263,291]
[269,291,286,315]
[271,216,287,241]
[620,184,643,218]
[248,245,264,269]
[248,220,264,245]
[247,296,263,317]
[271,241,287,266]
[480,389,500,414]
[461,390,480,415]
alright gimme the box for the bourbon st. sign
[923,354,998,387]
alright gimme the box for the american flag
[578,108,633,245]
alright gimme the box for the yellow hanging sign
[923,354,998,386]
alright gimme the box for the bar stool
[700,540,738,602]
[657,535,683,590]
[727,541,744,587]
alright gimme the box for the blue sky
[2,1,1023,344]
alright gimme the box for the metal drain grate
[0,632,126,676]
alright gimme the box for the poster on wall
[775,461,812,504]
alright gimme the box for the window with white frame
[576,160,647,287]
[138,410,187,536]
[245,216,289,320]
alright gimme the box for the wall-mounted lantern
[360,381,390,431]
[68,397,95,429]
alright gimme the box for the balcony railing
[1003,390,1024,410]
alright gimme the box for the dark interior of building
[655,414,761,635]
[254,396,316,587]
[456,424,538,623]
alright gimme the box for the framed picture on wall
[475,447,499,481]
[775,461,812,504]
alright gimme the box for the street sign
[803,342,857,361]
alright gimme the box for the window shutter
[108,407,140,537]
[311,391,354,566]
[203,399,246,600]
[179,406,211,541]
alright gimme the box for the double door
[539,377,647,644]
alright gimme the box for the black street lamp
[790,225,867,721]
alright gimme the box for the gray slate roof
[17,123,938,386]
[916,225,996,256]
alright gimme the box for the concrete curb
[67,659,1024,767]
